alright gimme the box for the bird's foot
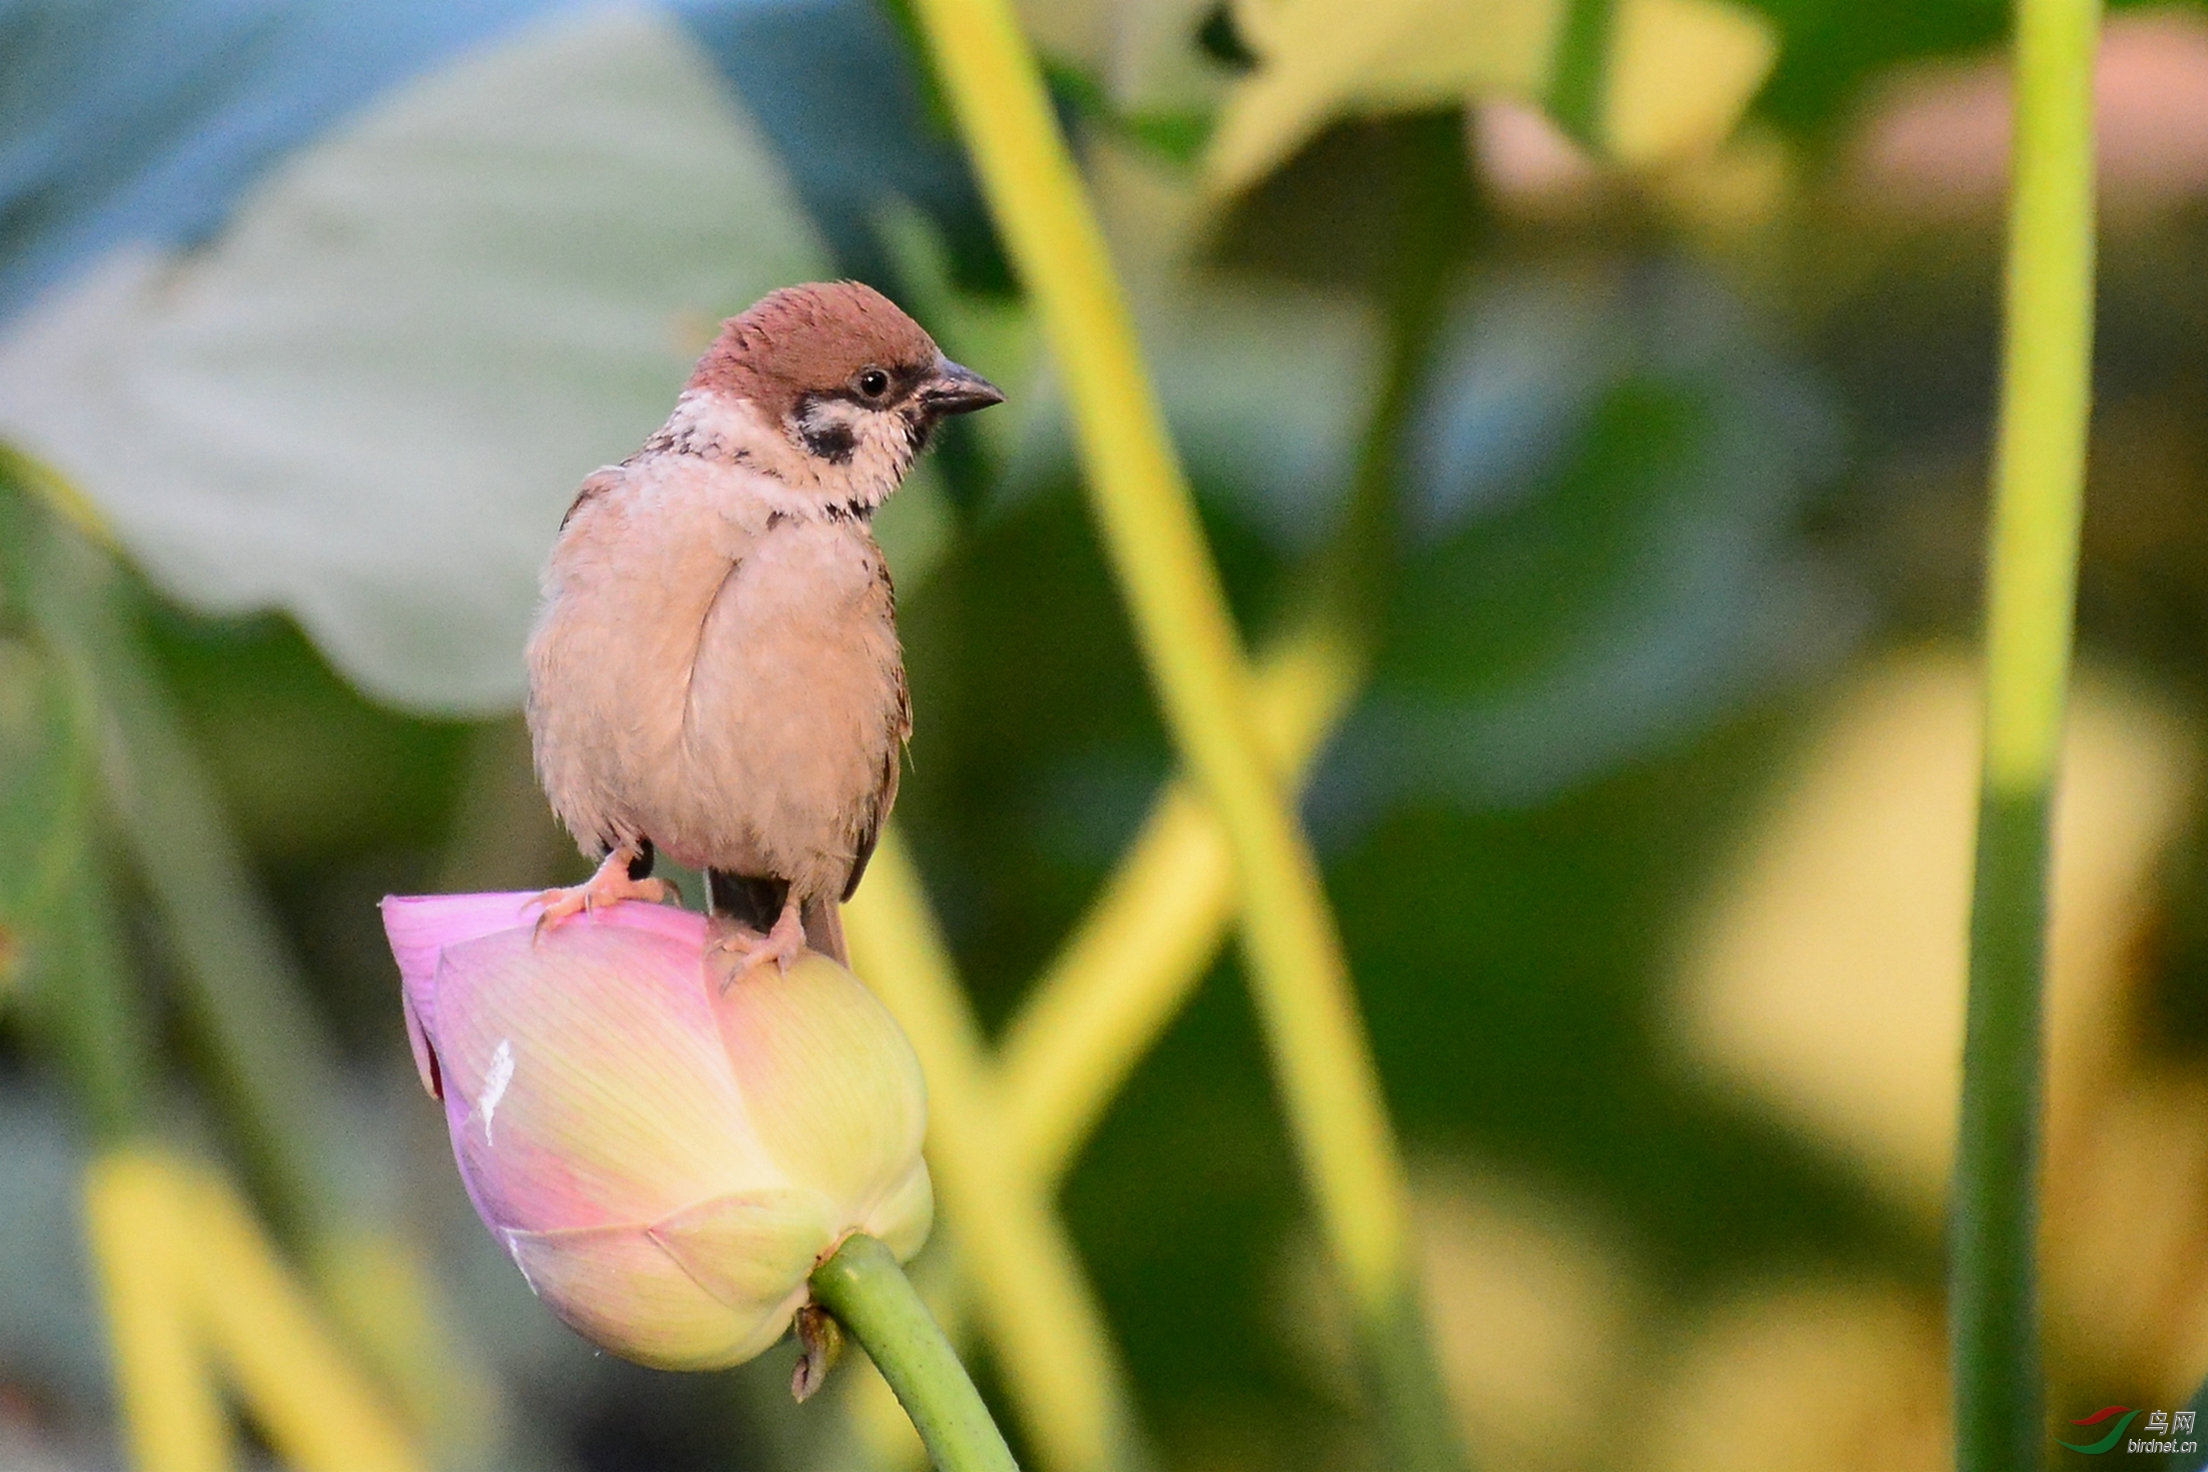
[532,847,673,939]
[704,902,807,990]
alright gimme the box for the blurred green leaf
[0,8,829,716]
[1332,263,1854,812]
[1387,378,1714,699]
[1017,0,1236,115]
[1743,0,2002,134]
[994,275,1381,552]
[1747,0,2183,138]
[140,611,466,863]
[1045,60,1218,161]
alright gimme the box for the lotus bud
[381,893,932,1370]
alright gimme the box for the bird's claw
[704,905,807,990]
[530,856,675,942]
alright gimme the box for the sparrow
[524,280,1001,975]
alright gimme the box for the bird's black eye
[856,368,891,400]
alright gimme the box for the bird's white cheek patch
[796,400,866,460]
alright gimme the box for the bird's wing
[841,617,909,904]
[812,627,905,968]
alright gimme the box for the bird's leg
[704,899,808,989]
[532,842,672,935]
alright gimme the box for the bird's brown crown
[690,282,939,420]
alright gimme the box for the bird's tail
[802,895,849,968]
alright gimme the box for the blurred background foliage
[6,0,2208,1468]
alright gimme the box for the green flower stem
[847,833,1147,1472]
[36,856,154,1145]
[1954,0,2099,1468]
[0,492,149,1142]
[1313,114,1473,639]
[1280,118,1468,1472]
[1956,792,2053,1469]
[901,4,1459,1467]
[811,1235,1020,1472]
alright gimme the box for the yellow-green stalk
[1953,0,2100,1467]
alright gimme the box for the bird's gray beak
[919,358,1004,417]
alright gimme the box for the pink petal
[400,988,441,1099]
[385,892,540,1099]
[382,891,541,987]
[381,892,536,1066]
[390,892,933,1372]
[431,917,777,1233]
[382,892,710,1098]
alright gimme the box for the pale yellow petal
[504,1222,788,1371]
[714,954,929,1213]
[648,1188,835,1319]
[861,1158,937,1265]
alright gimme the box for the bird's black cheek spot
[801,419,856,465]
